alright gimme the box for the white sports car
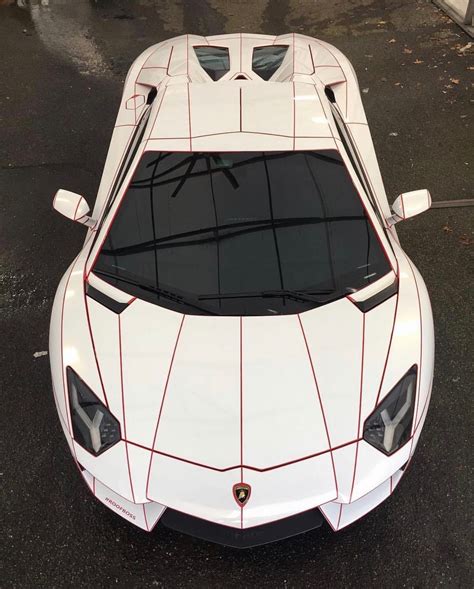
[50,33,434,547]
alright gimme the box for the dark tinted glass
[94,151,391,316]
[252,45,288,80]
[194,46,230,81]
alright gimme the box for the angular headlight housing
[363,366,417,455]
[67,367,121,455]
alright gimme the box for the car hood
[56,253,426,528]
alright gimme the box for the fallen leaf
[394,81,401,86]
[403,48,413,54]
[388,38,396,44]
[414,59,424,64]
[458,42,472,53]
[445,84,453,89]
[450,78,460,84]
[468,66,474,70]
[362,88,369,94]
[389,132,398,137]
[33,351,48,358]
[378,20,387,24]
[442,224,453,233]
[459,234,472,246]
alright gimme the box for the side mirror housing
[390,189,431,225]
[53,189,95,227]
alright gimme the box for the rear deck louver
[252,45,288,80]
[194,46,230,81]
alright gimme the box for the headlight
[363,366,417,455]
[67,367,121,455]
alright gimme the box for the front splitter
[159,507,325,548]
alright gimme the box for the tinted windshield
[93,151,391,316]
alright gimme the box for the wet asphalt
[0,1,473,587]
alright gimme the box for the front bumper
[80,464,406,546]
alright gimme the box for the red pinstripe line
[142,504,149,531]
[415,374,433,432]
[85,125,135,250]
[336,503,343,530]
[239,316,244,529]
[86,88,167,278]
[141,45,162,70]
[298,315,338,497]
[114,124,137,129]
[145,315,186,499]
[348,313,366,503]
[357,314,366,438]
[407,380,432,458]
[83,291,109,408]
[374,263,401,408]
[344,124,387,225]
[186,34,189,78]
[239,87,243,132]
[147,131,333,141]
[166,45,174,76]
[93,476,96,495]
[308,44,316,74]
[141,66,167,70]
[187,83,192,152]
[312,82,337,141]
[348,441,360,504]
[390,475,393,494]
[146,84,168,142]
[401,194,406,218]
[60,259,80,463]
[292,32,295,74]
[406,257,423,429]
[239,32,242,72]
[133,84,137,125]
[73,197,82,221]
[118,315,136,503]
[239,316,244,474]
[292,81,296,150]
[125,437,362,473]
[332,139,397,274]
[53,385,70,435]
[313,39,348,116]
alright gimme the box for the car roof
[144,80,339,153]
[118,33,365,153]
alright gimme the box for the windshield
[93,151,391,316]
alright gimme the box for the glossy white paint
[50,33,435,539]
[154,315,241,469]
[242,315,331,468]
[392,189,432,222]
[90,475,166,531]
[53,189,90,223]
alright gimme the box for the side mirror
[53,189,95,227]
[389,189,431,225]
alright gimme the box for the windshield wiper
[199,289,336,304]
[93,269,219,316]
